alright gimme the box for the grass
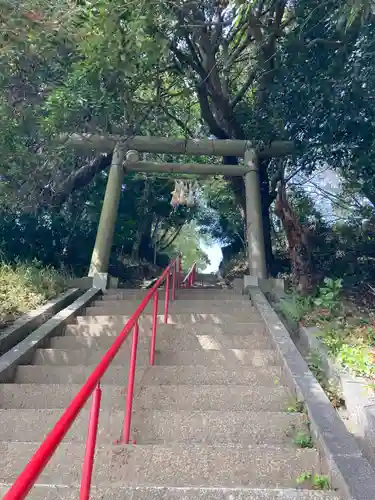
[0,260,68,327]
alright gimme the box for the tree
[169,221,210,272]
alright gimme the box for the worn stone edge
[0,287,100,383]
[0,484,342,499]
[0,288,83,355]
[250,286,375,500]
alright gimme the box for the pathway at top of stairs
[0,281,341,499]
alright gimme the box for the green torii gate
[65,134,293,288]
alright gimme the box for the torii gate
[65,134,293,288]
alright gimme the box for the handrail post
[164,271,170,324]
[150,290,159,365]
[171,261,176,301]
[80,383,102,500]
[178,255,182,289]
[122,321,139,444]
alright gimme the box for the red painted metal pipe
[182,262,196,289]
[122,321,139,444]
[178,255,182,289]
[171,261,176,301]
[4,256,178,500]
[80,383,102,500]
[164,271,170,324]
[150,290,159,365]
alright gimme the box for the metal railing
[182,262,197,288]
[4,254,187,500]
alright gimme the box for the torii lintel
[63,133,294,159]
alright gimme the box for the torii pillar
[88,144,124,289]
[244,149,267,282]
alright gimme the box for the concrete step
[0,485,341,500]
[0,442,320,488]
[84,301,257,317]
[17,363,283,386]
[106,443,321,488]
[141,365,283,386]
[101,290,154,300]
[15,364,147,385]
[131,410,308,445]
[0,408,124,443]
[31,347,135,366]
[0,384,129,410]
[75,313,263,326]
[64,320,267,338]
[135,385,289,412]
[99,291,245,301]
[0,409,305,446]
[30,348,278,367]
[92,298,252,307]
[50,331,272,351]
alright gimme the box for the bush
[0,260,68,326]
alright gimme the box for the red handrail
[4,255,180,500]
[182,261,197,288]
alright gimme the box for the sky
[200,239,223,274]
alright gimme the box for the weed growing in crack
[285,400,305,413]
[296,472,330,490]
[293,431,313,448]
[307,349,345,408]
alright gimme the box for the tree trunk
[274,182,315,294]
[131,180,151,260]
[258,163,275,275]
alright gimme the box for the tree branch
[159,224,184,251]
[225,32,252,70]
[231,69,257,108]
[161,106,194,136]
[39,153,112,208]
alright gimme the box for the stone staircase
[0,284,341,499]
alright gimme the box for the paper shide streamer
[170,180,199,209]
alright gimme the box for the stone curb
[0,288,83,356]
[250,287,375,500]
[0,288,100,383]
[299,324,375,464]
